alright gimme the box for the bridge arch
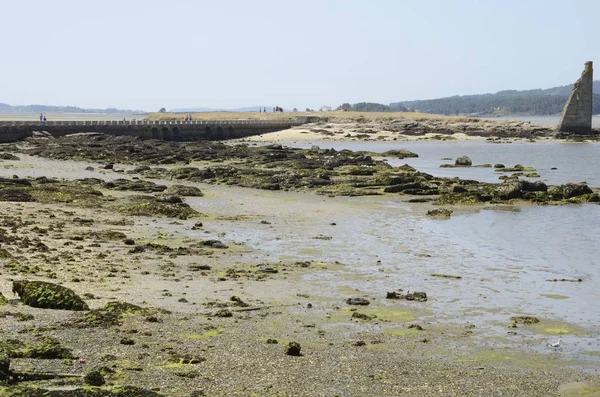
[161,127,172,141]
[205,126,212,139]
[172,127,181,141]
[151,127,160,139]
[216,126,224,140]
[228,126,234,138]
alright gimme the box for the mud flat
[0,134,599,396]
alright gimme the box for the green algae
[12,279,89,311]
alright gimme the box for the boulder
[455,156,472,166]
[12,280,89,311]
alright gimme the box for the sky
[0,0,598,111]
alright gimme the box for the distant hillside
[391,81,600,116]
[0,103,141,114]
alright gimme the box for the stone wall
[0,119,300,143]
[558,61,593,134]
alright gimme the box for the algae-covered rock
[549,183,593,200]
[73,301,159,328]
[117,194,198,219]
[84,370,106,386]
[284,341,302,356]
[0,189,35,202]
[12,280,89,311]
[511,316,540,324]
[346,297,370,306]
[164,184,204,196]
[0,337,74,359]
[427,208,453,217]
[0,292,7,306]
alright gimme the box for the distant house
[319,105,332,112]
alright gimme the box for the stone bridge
[0,119,305,143]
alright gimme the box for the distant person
[185,115,189,122]
[43,116,47,121]
[189,114,192,121]
[40,113,43,122]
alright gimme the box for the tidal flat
[0,125,599,396]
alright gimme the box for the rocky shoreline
[1,129,599,396]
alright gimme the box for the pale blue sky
[0,0,597,111]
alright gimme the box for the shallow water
[286,140,600,187]
[187,186,600,369]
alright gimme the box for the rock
[510,316,540,324]
[405,292,428,302]
[266,339,279,344]
[0,189,35,202]
[381,149,419,158]
[120,337,135,345]
[191,221,203,230]
[103,163,114,169]
[155,194,183,204]
[12,280,89,311]
[494,164,505,169]
[455,156,472,166]
[284,341,301,356]
[85,166,95,171]
[189,264,211,271]
[386,291,401,299]
[550,183,593,199]
[426,208,452,217]
[214,309,233,318]
[164,184,204,197]
[351,312,373,320]
[0,153,20,160]
[84,370,106,386]
[346,297,370,306]
[0,292,7,306]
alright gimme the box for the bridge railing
[0,119,298,127]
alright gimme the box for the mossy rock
[0,189,35,202]
[12,280,89,311]
[511,316,540,324]
[0,337,74,359]
[164,184,204,197]
[73,301,163,328]
[0,292,7,306]
[116,195,199,220]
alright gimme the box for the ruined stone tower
[558,61,593,134]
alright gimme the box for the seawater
[478,114,600,128]
[260,140,600,367]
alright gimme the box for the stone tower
[558,61,593,134]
